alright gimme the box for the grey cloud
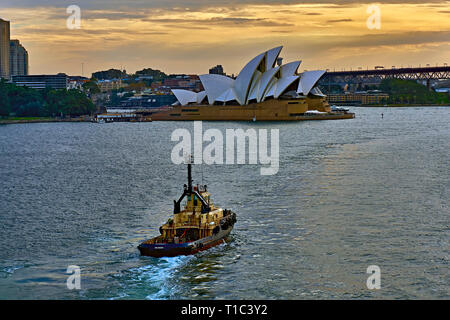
[16,26,169,37]
[44,11,151,20]
[143,16,294,27]
[343,31,450,48]
[268,9,323,15]
[1,0,448,10]
[326,18,353,23]
[293,30,450,52]
[29,7,294,28]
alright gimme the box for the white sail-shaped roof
[297,70,326,96]
[257,67,280,102]
[274,75,299,98]
[196,91,207,103]
[170,46,328,107]
[310,86,326,97]
[199,74,234,105]
[234,52,266,105]
[262,79,277,101]
[266,46,283,70]
[215,87,238,103]
[280,61,301,77]
[247,79,260,102]
[172,89,197,106]
[247,70,262,102]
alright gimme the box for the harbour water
[0,107,449,299]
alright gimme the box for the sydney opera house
[151,46,354,121]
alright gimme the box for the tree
[135,68,167,81]
[0,89,10,117]
[0,80,97,118]
[82,79,101,95]
[45,89,96,116]
[91,69,127,80]
[380,78,449,105]
[0,79,12,116]
[16,101,44,117]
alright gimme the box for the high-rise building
[0,18,10,79]
[10,40,28,76]
[12,74,68,90]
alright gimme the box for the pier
[94,112,152,123]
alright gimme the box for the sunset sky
[1,0,449,77]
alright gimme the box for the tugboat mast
[187,160,193,194]
[174,156,210,214]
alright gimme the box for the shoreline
[339,104,450,108]
[0,117,93,125]
[2,104,449,124]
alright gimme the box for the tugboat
[138,161,237,257]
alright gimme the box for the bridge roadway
[319,66,450,87]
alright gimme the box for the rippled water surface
[0,107,449,299]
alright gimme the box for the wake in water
[111,255,194,300]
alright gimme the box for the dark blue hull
[138,224,233,258]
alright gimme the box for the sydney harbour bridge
[319,65,450,90]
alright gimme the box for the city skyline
[0,1,449,77]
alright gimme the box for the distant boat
[331,105,350,112]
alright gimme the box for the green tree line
[380,79,449,105]
[0,79,97,117]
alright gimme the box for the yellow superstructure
[158,187,226,242]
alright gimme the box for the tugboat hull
[138,224,234,258]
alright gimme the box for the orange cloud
[0,2,448,76]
